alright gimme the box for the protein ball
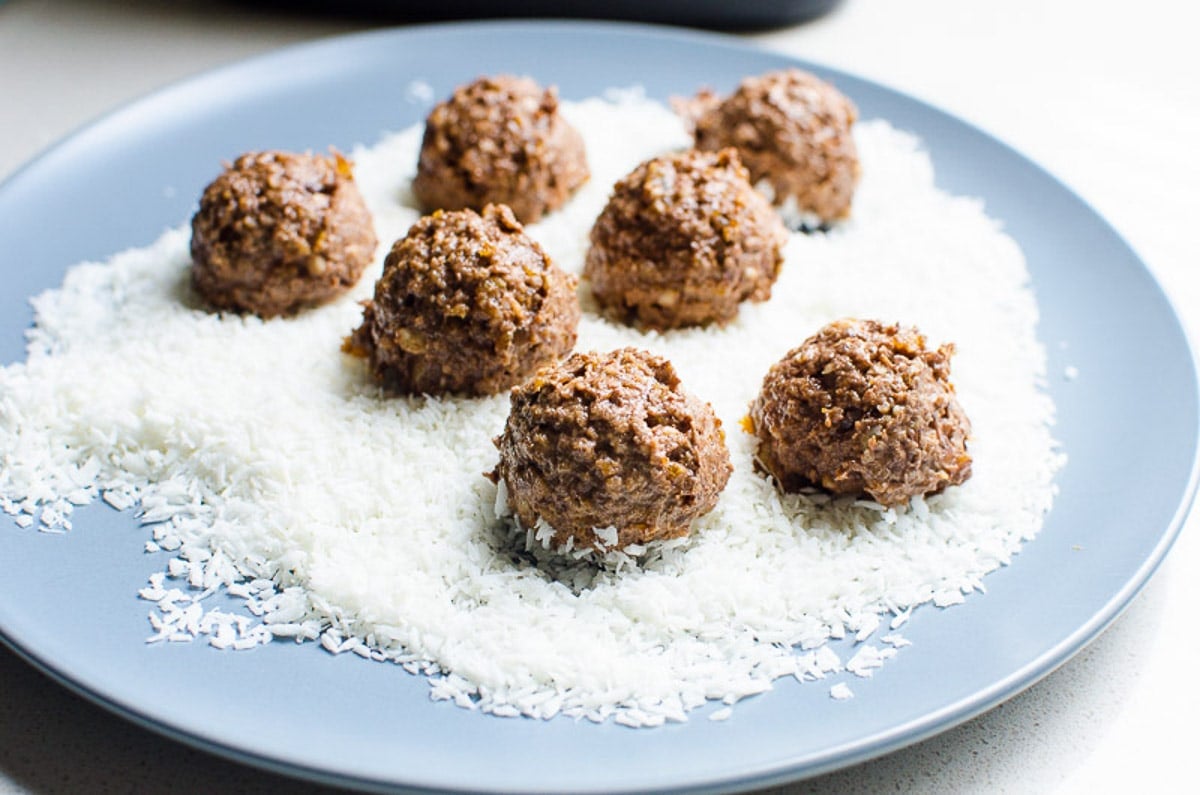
[749,319,972,507]
[190,150,377,318]
[494,347,732,551]
[347,204,579,396]
[412,75,590,224]
[689,69,860,225]
[584,148,787,330]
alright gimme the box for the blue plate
[0,21,1196,794]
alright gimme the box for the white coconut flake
[0,90,1063,728]
[850,613,881,643]
[830,682,854,701]
[846,645,897,678]
[592,525,619,550]
[814,645,843,674]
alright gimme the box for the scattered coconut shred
[0,89,1063,727]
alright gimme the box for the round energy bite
[411,75,590,224]
[494,347,732,551]
[190,150,377,318]
[347,204,579,396]
[584,148,787,330]
[690,69,860,225]
[749,319,972,507]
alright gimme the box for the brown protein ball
[583,148,787,330]
[749,319,972,507]
[493,348,732,551]
[347,204,579,396]
[190,150,377,318]
[688,69,860,225]
[411,75,590,224]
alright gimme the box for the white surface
[1,0,1197,792]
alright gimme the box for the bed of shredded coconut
[0,89,1062,726]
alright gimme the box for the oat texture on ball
[347,204,580,396]
[686,69,860,226]
[749,318,973,507]
[412,75,590,224]
[493,347,732,551]
[190,150,378,318]
[584,148,787,330]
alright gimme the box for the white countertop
[1,0,1197,792]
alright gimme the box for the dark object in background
[247,0,842,31]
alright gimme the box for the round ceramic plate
[0,21,1196,795]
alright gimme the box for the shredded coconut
[846,644,898,678]
[830,683,855,701]
[881,633,913,649]
[0,91,1063,727]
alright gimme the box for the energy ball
[411,75,590,224]
[190,150,377,318]
[584,148,787,330]
[347,204,579,396]
[749,319,972,507]
[493,347,732,551]
[689,69,860,225]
